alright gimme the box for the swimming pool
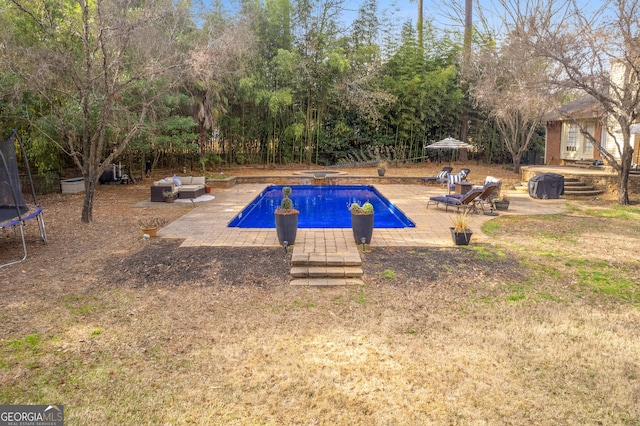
[228,185,415,229]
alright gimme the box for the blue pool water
[228,185,415,229]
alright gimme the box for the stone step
[289,243,363,286]
[564,180,587,186]
[562,178,606,196]
[290,277,364,286]
[564,184,595,191]
[290,265,363,278]
[291,251,362,267]
[564,189,606,196]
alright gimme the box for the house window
[583,139,593,153]
[583,124,594,153]
[566,124,577,151]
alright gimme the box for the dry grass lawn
[1,163,639,425]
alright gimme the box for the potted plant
[377,161,387,176]
[350,201,374,245]
[162,190,175,203]
[449,211,473,245]
[138,217,166,238]
[492,190,510,210]
[274,186,299,247]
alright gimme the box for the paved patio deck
[158,183,567,250]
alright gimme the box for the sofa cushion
[154,181,174,189]
[191,176,206,186]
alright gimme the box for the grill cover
[528,173,564,199]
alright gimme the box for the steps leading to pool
[289,249,364,286]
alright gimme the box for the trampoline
[0,130,48,269]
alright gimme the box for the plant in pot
[138,217,167,238]
[492,190,510,211]
[449,211,472,245]
[350,201,374,246]
[162,190,175,203]
[377,161,387,176]
[275,186,299,247]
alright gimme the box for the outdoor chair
[474,175,501,188]
[446,171,468,192]
[449,182,500,213]
[426,188,482,213]
[471,177,501,205]
[422,166,453,185]
[471,183,500,212]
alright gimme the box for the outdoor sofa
[150,175,207,202]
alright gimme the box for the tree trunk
[198,121,208,158]
[417,0,423,51]
[81,175,98,223]
[617,171,629,205]
[512,154,522,174]
[618,147,633,205]
[459,0,472,148]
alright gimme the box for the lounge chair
[422,166,453,185]
[472,183,500,212]
[472,177,501,209]
[449,182,500,212]
[426,189,482,213]
[474,175,501,190]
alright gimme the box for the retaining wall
[208,175,426,188]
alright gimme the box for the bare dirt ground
[1,163,639,425]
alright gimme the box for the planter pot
[351,213,374,245]
[377,168,386,176]
[164,196,174,203]
[140,226,159,238]
[204,185,212,194]
[450,227,472,245]
[494,200,510,211]
[275,211,299,246]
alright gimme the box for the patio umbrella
[426,137,475,165]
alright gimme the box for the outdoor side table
[455,181,473,195]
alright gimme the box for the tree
[507,0,638,204]
[291,0,347,164]
[1,0,190,223]
[467,34,553,173]
[459,0,472,148]
[382,21,463,161]
[188,8,256,160]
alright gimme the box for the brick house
[544,95,608,166]
[544,61,640,167]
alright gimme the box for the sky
[198,0,503,34]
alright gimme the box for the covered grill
[528,173,565,199]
